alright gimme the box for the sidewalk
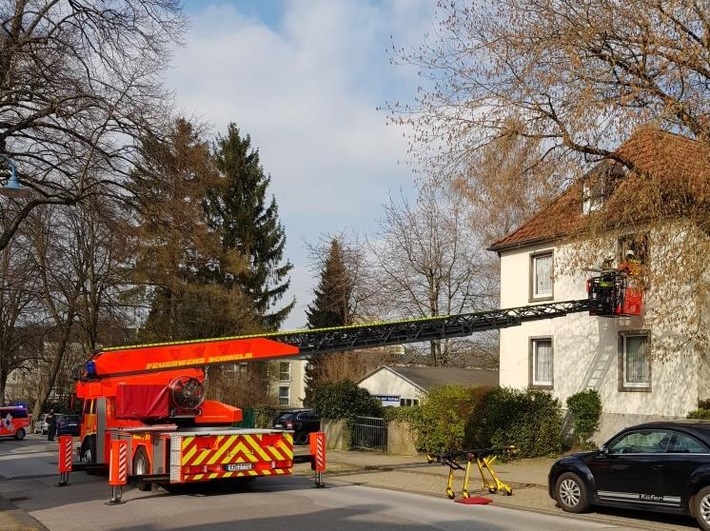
[300,448,557,512]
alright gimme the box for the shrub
[687,409,710,420]
[566,388,602,447]
[309,380,382,422]
[253,405,278,428]
[409,385,495,454]
[382,405,421,424]
[481,387,562,458]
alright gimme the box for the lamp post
[0,155,31,198]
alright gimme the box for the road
[0,435,689,530]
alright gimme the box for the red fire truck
[74,337,299,490]
[72,273,637,492]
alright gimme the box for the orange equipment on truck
[73,337,299,491]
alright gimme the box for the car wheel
[294,431,309,445]
[693,486,710,531]
[14,428,25,441]
[133,447,152,491]
[555,472,591,513]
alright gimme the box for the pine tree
[304,239,353,397]
[130,118,256,341]
[305,240,352,328]
[206,123,294,332]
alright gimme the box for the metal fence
[353,416,387,451]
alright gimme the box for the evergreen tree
[304,239,354,398]
[130,118,256,342]
[206,123,294,331]
[305,240,353,328]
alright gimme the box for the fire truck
[72,270,638,492]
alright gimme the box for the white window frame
[530,337,553,388]
[531,251,553,300]
[278,385,290,406]
[619,331,651,391]
[278,361,291,382]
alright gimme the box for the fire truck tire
[80,436,97,475]
[133,448,152,491]
[14,428,25,440]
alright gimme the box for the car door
[663,430,710,510]
[588,428,667,506]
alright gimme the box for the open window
[618,233,648,270]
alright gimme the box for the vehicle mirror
[599,444,608,454]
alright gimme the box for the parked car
[55,414,81,437]
[33,413,48,435]
[273,409,320,445]
[549,420,710,530]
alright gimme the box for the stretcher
[426,446,515,500]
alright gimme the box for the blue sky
[169,1,437,329]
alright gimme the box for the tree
[0,235,42,404]
[305,239,352,393]
[0,1,186,251]
[303,236,395,399]
[367,185,498,367]
[393,0,710,178]
[131,118,257,342]
[206,123,294,332]
[306,239,353,329]
[391,0,710,357]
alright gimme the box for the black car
[273,409,320,445]
[549,420,710,530]
[55,414,81,437]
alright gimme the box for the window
[531,251,553,300]
[530,337,553,388]
[278,386,290,406]
[581,163,624,215]
[619,332,651,391]
[618,233,649,271]
[278,361,291,382]
[607,429,668,454]
[399,398,419,407]
[582,180,605,214]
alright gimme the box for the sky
[168,1,438,330]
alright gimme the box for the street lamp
[0,154,32,198]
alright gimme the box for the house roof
[358,365,499,393]
[488,127,710,252]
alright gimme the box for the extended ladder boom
[78,299,590,380]
[273,299,590,355]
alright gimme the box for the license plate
[225,463,253,472]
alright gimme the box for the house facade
[358,365,499,407]
[269,358,308,408]
[489,128,710,443]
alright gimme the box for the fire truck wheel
[14,428,25,440]
[81,436,95,462]
[133,448,152,491]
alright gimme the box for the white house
[269,358,308,408]
[488,127,710,443]
[358,365,499,407]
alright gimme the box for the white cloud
[167,0,435,329]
